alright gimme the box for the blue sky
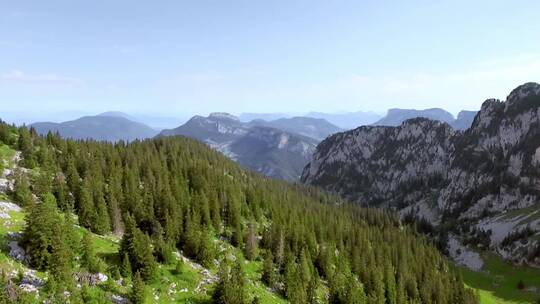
[1,0,539,122]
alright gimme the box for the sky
[1,0,540,123]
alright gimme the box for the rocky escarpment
[302,82,540,266]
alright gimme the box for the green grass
[0,209,46,278]
[0,144,16,170]
[243,259,287,304]
[460,253,540,303]
[147,263,209,304]
[499,203,540,226]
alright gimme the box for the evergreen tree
[197,231,216,268]
[120,214,157,282]
[245,221,258,261]
[174,259,184,275]
[284,258,308,304]
[92,190,111,234]
[212,259,247,304]
[81,233,100,273]
[21,193,59,269]
[49,224,74,291]
[121,252,132,278]
[131,272,147,304]
[13,171,32,207]
[261,252,277,288]
[77,181,93,230]
[131,229,157,282]
[232,221,243,248]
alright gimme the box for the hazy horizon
[1,1,539,121]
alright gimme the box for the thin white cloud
[0,69,85,87]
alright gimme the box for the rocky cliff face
[230,126,317,181]
[302,83,540,266]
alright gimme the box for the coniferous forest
[0,120,478,303]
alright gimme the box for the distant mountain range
[238,112,292,122]
[31,114,159,142]
[28,107,478,179]
[373,108,477,130]
[306,111,382,129]
[249,116,343,141]
[239,111,383,129]
[158,113,334,180]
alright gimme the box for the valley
[2,2,539,302]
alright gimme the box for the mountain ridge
[31,115,158,142]
[158,113,328,180]
[373,107,477,130]
[302,82,540,267]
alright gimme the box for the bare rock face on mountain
[451,110,477,130]
[159,112,249,145]
[229,126,317,181]
[158,113,319,181]
[302,82,540,265]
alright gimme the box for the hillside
[302,83,540,276]
[31,115,158,142]
[0,119,477,303]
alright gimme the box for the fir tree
[21,193,59,269]
[212,259,247,304]
[13,171,32,207]
[197,231,216,268]
[121,252,132,278]
[261,252,277,288]
[174,259,184,275]
[245,221,258,261]
[81,233,100,273]
[131,272,147,304]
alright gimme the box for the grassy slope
[459,253,540,303]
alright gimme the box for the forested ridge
[0,120,477,303]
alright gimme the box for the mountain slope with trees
[302,82,540,271]
[0,118,477,303]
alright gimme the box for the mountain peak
[507,82,540,102]
[97,111,135,120]
[208,112,239,121]
[505,82,540,113]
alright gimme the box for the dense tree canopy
[0,120,478,303]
